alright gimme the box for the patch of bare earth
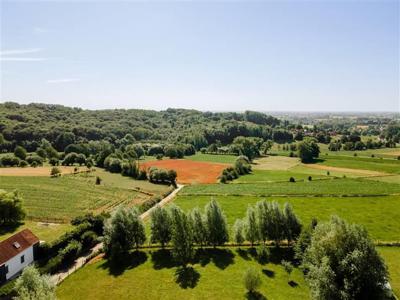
[141,159,229,184]
[0,166,77,176]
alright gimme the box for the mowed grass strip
[0,176,142,221]
[181,178,400,196]
[56,249,309,300]
[174,195,400,241]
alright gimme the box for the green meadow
[174,195,400,241]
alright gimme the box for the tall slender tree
[205,199,229,247]
[170,205,194,268]
[150,205,172,248]
[190,207,208,247]
[244,205,259,246]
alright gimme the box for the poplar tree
[205,199,229,247]
[244,205,259,246]
[150,205,172,248]
[190,207,208,247]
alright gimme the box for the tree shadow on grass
[0,222,23,235]
[262,269,275,278]
[209,248,235,270]
[150,249,175,270]
[236,248,251,261]
[245,291,267,300]
[100,250,147,277]
[174,266,200,289]
[288,280,299,288]
[268,247,294,264]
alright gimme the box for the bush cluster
[220,156,252,183]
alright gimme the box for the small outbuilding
[0,229,40,283]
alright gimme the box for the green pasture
[174,194,400,241]
[234,169,326,183]
[378,247,400,297]
[317,155,400,174]
[57,248,308,300]
[181,178,400,196]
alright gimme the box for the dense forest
[0,102,399,155]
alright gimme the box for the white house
[0,229,40,283]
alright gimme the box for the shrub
[49,157,59,166]
[95,176,102,185]
[243,267,261,293]
[14,146,27,160]
[18,160,28,168]
[50,167,61,177]
[256,244,269,263]
[0,154,20,167]
[289,177,295,182]
[26,154,43,166]
[308,176,312,181]
[81,231,98,248]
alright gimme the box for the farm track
[50,184,184,285]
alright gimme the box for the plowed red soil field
[141,159,229,184]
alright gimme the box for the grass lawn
[185,153,238,164]
[57,248,309,300]
[378,247,400,297]
[181,178,400,196]
[0,175,147,222]
[174,195,400,241]
[0,220,72,243]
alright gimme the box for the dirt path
[140,184,184,221]
[0,166,78,176]
[50,184,184,285]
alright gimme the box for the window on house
[20,255,25,264]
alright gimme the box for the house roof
[0,229,39,265]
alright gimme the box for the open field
[181,178,400,196]
[317,155,400,174]
[91,168,171,194]
[0,220,72,243]
[234,169,327,183]
[378,247,400,297]
[0,175,148,222]
[0,166,79,176]
[252,156,300,170]
[56,248,308,300]
[141,159,229,184]
[174,195,400,241]
[186,153,238,164]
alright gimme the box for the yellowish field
[299,163,387,177]
[0,166,78,176]
[252,156,300,170]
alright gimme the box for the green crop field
[56,248,308,300]
[186,153,237,164]
[181,178,400,196]
[0,174,157,222]
[174,195,400,241]
[235,169,327,183]
[317,155,400,174]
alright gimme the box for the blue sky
[0,1,399,111]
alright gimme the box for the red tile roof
[0,229,39,265]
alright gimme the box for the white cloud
[46,78,80,83]
[0,48,43,55]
